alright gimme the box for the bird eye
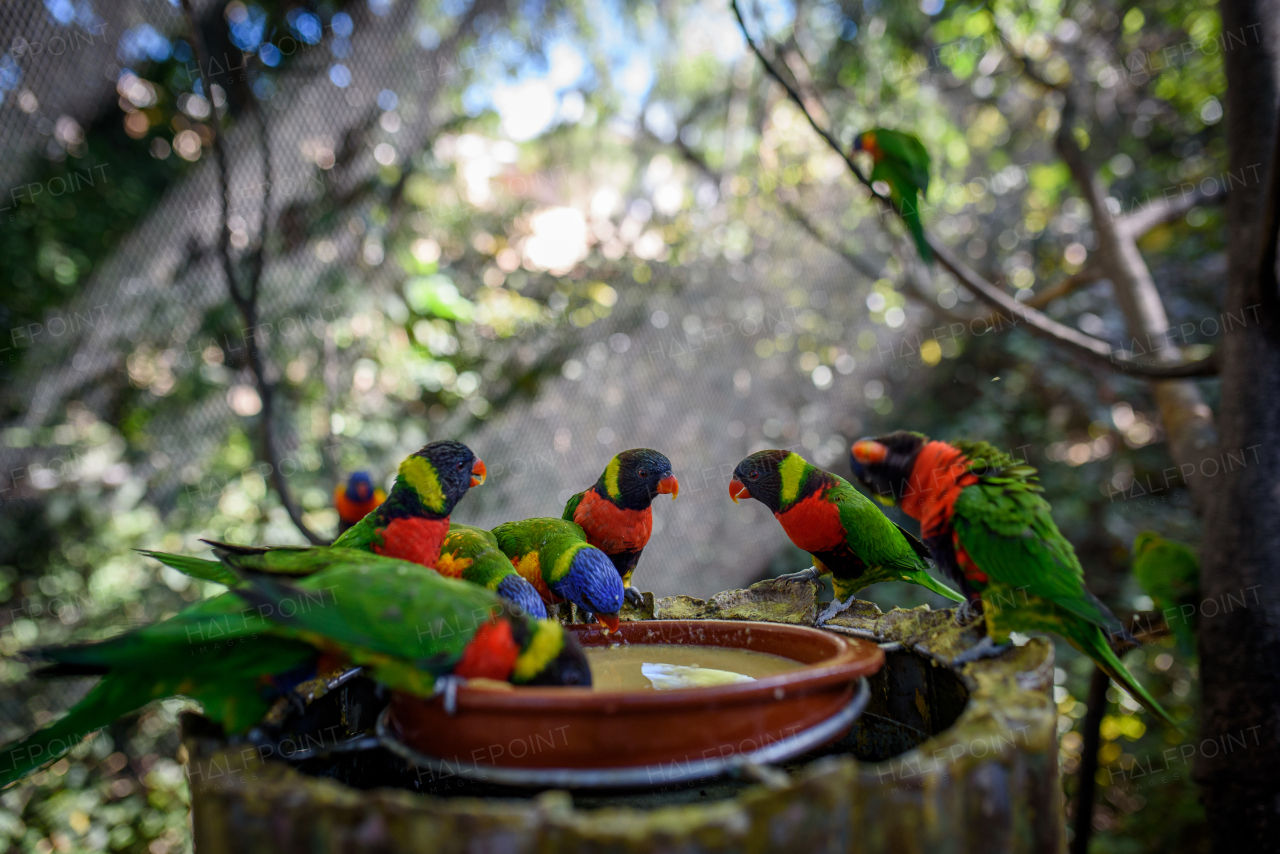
[638,470,647,477]
[458,461,465,469]
[749,471,759,480]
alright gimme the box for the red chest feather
[776,491,846,553]
[573,489,652,554]
[453,620,520,681]
[902,442,978,540]
[373,517,449,568]
[953,536,989,584]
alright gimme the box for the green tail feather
[1074,626,1178,728]
[0,675,141,788]
[139,550,238,586]
[901,568,964,602]
[903,202,932,264]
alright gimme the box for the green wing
[225,548,501,694]
[561,491,585,522]
[874,129,930,194]
[139,550,239,586]
[953,483,1123,634]
[827,476,930,572]
[331,513,381,551]
[443,523,514,591]
[492,518,590,585]
[871,160,930,264]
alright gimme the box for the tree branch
[1117,183,1226,239]
[1024,267,1104,310]
[730,0,1220,381]
[181,0,326,545]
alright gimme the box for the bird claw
[432,674,467,716]
[815,596,849,627]
[950,635,1012,666]
[953,598,984,626]
[776,567,820,585]
[624,587,645,609]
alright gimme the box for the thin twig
[730,0,1219,380]
[180,0,325,544]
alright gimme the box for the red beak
[851,441,887,465]
[597,613,620,634]
[471,458,487,487]
[728,478,751,504]
[656,475,679,500]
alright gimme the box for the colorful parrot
[849,431,1175,725]
[562,448,678,608]
[728,450,963,624]
[439,524,548,619]
[333,471,386,534]
[490,518,626,633]
[0,547,590,788]
[853,128,932,263]
[1132,531,1200,657]
[144,440,486,583]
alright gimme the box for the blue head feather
[345,471,376,502]
[496,575,549,620]
[552,547,625,616]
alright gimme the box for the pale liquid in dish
[584,643,802,691]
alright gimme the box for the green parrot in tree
[849,431,1176,726]
[1132,531,1200,657]
[143,440,487,585]
[728,450,963,624]
[490,518,626,633]
[439,524,548,618]
[853,128,932,264]
[0,547,590,788]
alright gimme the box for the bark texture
[1197,2,1280,850]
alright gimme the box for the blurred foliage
[0,0,1229,850]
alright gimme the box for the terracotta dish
[383,620,883,783]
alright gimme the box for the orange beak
[656,475,679,500]
[728,478,751,504]
[597,613,620,634]
[471,458,487,487]
[851,441,887,465]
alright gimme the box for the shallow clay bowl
[385,619,884,773]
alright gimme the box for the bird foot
[815,596,850,627]
[624,587,645,609]
[432,674,467,716]
[950,635,1013,666]
[953,598,985,626]
[776,567,821,585]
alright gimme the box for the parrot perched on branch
[1132,531,1200,657]
[849,431,1176,726]
[333,471,386,535]
[439,524,548,619]
[144,440,486,585]
[491,518,626,633]
[728,450,963,624]
[0,547,590,788]
[562,448,678,608]
[853,128,932,264]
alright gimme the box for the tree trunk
[1197,1,1280,850]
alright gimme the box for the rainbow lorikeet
[439,524,548,619]
[728,450,963,624]
[853,128,932,264]
[1132,531,1200,657]
[562,448,678,607]
[490,518,626,633]
[144,440,486,585]
[334,471,386,534]
[850,432,1175,726]
[0,547,589,788]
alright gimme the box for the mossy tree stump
[185,579,1062,853]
